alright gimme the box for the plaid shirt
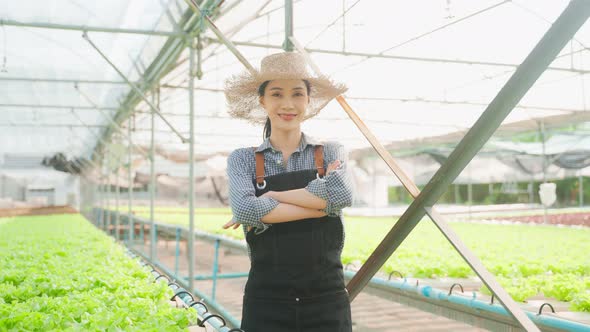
[227,132,354,256]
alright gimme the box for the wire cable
[332,0,510,74]
[304,0,362,47]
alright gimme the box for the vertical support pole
[89,179,93,220]
[175,227,181,276]
[529,179,534,204]
[188,40,196,293]
[283,0,294,51]
[140,216,145,243]
[106,148,111,234]
[153,224,158,262]
[371,158,376,215]
[342,0,346,52]
[467,179,473,220]
[128,119,134,243]
[95,176,99,225]
[579,172,584,207]
[100,160,105,229]
[102,174,106,229]
[102,155,106,230]
[150,89,157,260]
[212,239,220,301]
[540,120,548,224]
[115,154,120,241]
[466,163,473,220]
[454,184,460,204]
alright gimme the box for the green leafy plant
[0,214,195,331]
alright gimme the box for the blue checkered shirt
[227,133,354,256]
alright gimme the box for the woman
[223,52,353,332]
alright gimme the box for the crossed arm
[223,160,342,229]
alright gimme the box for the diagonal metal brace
[82,31,189,143]
[74,83,151,159]
[342,1,590,331]
[183,0,257,75]
[290,36,541,331]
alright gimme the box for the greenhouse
[1,0,590,331]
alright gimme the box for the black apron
[241,148,352,332]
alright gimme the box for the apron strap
[253,145,325,184]
[253,148,265,187]
[314,145,325,178]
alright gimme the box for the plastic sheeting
[1,0,590,170]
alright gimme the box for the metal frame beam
[0,77,129,85]
[91,0,223,160]
[127,117,134,242]
[0,123,106,128]
[160,84,223,92]
[162,0,273,86]
[83,32,189,143]
[74,84,151,158]
[150,89,157,261]
[0,76,218,90]
[0,103,117,111]
[345,96,590,114]
[0,19,184,37]
[283,0,294,51]
[203,38,590,75]
[188,39,196,294]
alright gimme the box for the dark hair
[259,80,311,139]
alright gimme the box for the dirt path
[0,205,77,218]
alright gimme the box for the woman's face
[260,79,310,132]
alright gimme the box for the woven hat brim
[225,71,348,125]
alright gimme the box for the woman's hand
[222,191,278,231]
[222,218,241,230]
[326,160,342,175]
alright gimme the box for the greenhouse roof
[1,0,590,164]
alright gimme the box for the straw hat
[224,52,347,124]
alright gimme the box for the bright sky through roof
[0,0,589,158]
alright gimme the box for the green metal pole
[212,239,220,301]
[341,0,346,52]
[188,40,196,293]
[175,228,181,276]
[100,179,103,225]
[467,168,472,220]
[580,173,584,207]
[101,158,106,229]
[115,152,120,241]
[346,2,590,330]
[128,120,134,243]
[106,149,111,234]
[529,179,534,204]
[283,0,294,51]
[150,90,157,260]
[1,19,183,37]
[540,120,548,224]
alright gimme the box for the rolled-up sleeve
[305,143,354,216]
[227,149,279,234]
